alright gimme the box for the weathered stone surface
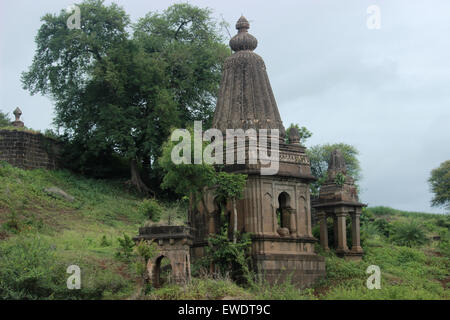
[312,149,366,260]
[44,187,75,202]
[192,16,326,288]
[0,129,61,170]
[134,226,193,287]
[212,16,285,139]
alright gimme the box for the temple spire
[212,16,285,138]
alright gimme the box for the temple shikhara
[136,16,364,288]
[191,16,326,287]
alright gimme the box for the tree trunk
[130,158,150,194]
[233,198,237,244]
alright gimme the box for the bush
[390,220,428,247]
[204,225,252,284]
[0,236,103,300]
[139,199,163,222]
[0,236,63,299]
[115,234,135,261]
[373,219,393,238]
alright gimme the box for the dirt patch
[438,276,450,289]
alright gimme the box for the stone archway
[152,255,173,288]
[135,226,193,288]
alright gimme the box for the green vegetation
[285,123,313,145]
[429,160,450,212]
[307,143,361,197]
[0,162,448,299]
[22,1,229,192]
[0,111,11,128]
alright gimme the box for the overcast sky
[1,0,449,213]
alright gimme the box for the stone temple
[190,16,326,287]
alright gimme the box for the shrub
[205,225,252,284]
[133,240,159,279]
[0,236,63,299]
[115,234,135,261]
[139,199,163,222]
[0,236,103,300]
[373,219,393,237]
[99,235,112,247]
[390,221,428,247]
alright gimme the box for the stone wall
[0,129,61,170]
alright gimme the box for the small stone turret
[288,126,301,145]
[12,107,24,127]
[312,149,366,260]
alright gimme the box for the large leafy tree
[22,0,229,193]
[429,160,450,212]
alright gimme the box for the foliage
[0,110,11,128]
[133,240,159,280]
[147,276,250,300]
[334,172,346,186]
[428,160,450,211]
[159,127,216,201]
[139,199,163,222]
[115,233,135,261]
[390,220,428,247]
[251,276,317,300]
[372,219,393,238]
[0,236,122,300]
[205,225,252,283]
[307,143,361,197]
[22,0,229,190]
[211,171,247,205]
[159,128,248,227]
[285,123,312,145]
[99,235,112,247]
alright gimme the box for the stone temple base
[254,253,326,288]
[343,251,364,261]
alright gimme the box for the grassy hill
[0,161,448,300]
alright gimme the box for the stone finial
[328,149,347,174]
[12,107,24,127]
[288,126,301,145]
[229,16,258,52]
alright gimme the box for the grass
[0,161,448,299]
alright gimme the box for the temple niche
[190,16,326,288]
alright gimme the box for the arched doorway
[153,256,173,288]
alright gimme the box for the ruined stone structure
[191,17,325,287]
[0,109,61,170]
[134,226,192,287]
[312,150,365,260]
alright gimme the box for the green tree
[22,0,229,193]
[159,128,247,238]
[211,171,247,243]
[0,110,11,128]
[429,160,450,212]
[159,127,216,223]
[307,143,361,197]
[285,123,312,145]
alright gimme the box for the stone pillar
[333,215,338,249]
[288,208,297,234]
[335,209,348,254]
[317,212,329,250]
[350,210,363,253]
